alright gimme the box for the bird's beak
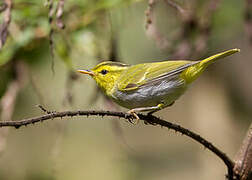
[77,69,95,76]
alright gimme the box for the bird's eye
[100,69,108,75]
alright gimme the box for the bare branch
[0,0,12,49]
[234,123,252,180]
[0,108,234,178]
[56,0,65,29]
[164,0,188,20]
[46,0,55,74]
[36,104,54,114]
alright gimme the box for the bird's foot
[127,109,139,124]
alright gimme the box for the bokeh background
[0,0,251,179]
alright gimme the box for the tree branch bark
[234,122,252,180]
[0,108,235,178]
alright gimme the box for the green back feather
[118,49,240,91]
[118,61,196,91]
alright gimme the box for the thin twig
[36,104,54,114]
[0,108,234,178]
[145,0,155,30]
[46,0,55,74]
[56,0,65,29]
[46,0,66,74]
[164,0,188,19]
[0,0,12,49]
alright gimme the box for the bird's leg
[147,101,174,116]
[127,103,164,124]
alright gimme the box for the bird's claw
[127,110,139,124]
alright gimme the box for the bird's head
[77,61,130,94]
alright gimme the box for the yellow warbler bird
[78,49,240,120]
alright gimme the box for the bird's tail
[181,48,240,83]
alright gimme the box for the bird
[77,48,240,122]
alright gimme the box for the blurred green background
[0,0,251,179]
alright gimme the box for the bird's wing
[118,60,198,91]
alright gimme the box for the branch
[164,0,188,19]
[0,109,234,178]
[46,0,55,74]
[56,0,65,29]
[234,122,252,180]
[0,0,12,49]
